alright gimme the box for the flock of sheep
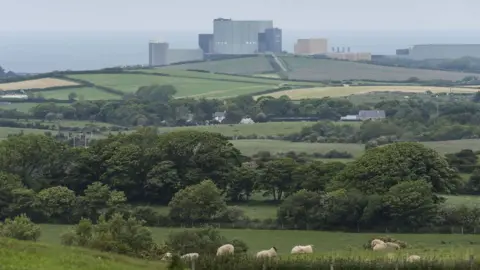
[161,240,422,263]
[370,239,421,262]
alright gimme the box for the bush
[165,227,238,256]
[0,214,41,241]
[130,206,160,226]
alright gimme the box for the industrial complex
[147,18,480,67]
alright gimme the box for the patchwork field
[37,87,121,100]
[258,85,479,99]
[0,78,80,91]
[0,102,42,113]
[0,127,50,138]
[281,56,479,81]
[162,56,274,75]
[67,73,280,98]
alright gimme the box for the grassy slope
[0,102,43,113]
[39,224,480,256]
[161,56,274,75]
[38,87,121,100]
[259,85,478,99]
[0,238,166,270]
[282,56,479,81]
[67,74,278,98]
[0,78,80,91]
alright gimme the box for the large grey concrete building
[148,41,203,66]
[198,34,214,54]
[396,44,480,60]
[213,18,274,54]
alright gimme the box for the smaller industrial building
[148,40,203,67]
[395,44,480,60]
[326,52,372,61]
[294,38,328,55]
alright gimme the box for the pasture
[281,56,479,81]
[0,78,80,91]
[67,73,280,98]
[39,224,480,256]
[0,238,166,270]
[162,56,274,75]
[0,102,42,113]
[37,87,122,100]
[0,127,49,138]
[258,85,478,99]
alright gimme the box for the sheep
[256,247,278,258]
[161,252,172,261]
[385,242,401,250]
[406,255,421,262]
[372,242,388,251]
[180,253,199,261]
[217,244,235,256]
[371,239,385,248]
[291,245,314,254]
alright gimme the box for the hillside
[0,237,166,270]
[282,56,478,81]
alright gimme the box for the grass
[67,74,279,98]
[0,237,166,270]
[281,56,480,81]
[39,224,480,256]
[258,85,479,99]
[162,56,275,75]
[10,118,117,128]
[0,78,80,91]
[0,102,43,113]
[231,140,365,157]
[37,87,121,100]
[0,127,50,138]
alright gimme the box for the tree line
[1,129,480,233]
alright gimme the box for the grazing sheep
[407,255,421,262]
[217,244,235,256]
[372,242,388,251]
[371,239,385,248]
[181,253,199,261]
[161,252,172,261]
[256,247,278,258]
[385,242,401,250]
[291,245,314,254]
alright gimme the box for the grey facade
[397,44,480,60]
[358,110,386,121]
[149,41,169,66]
[198,34,213,54]
[213,18,273,54]
[167,49,204,64]
[264,28,282,53]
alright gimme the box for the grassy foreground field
[282,56,479,81]
[0,78,80,91]
[67,73,279,98]
[0,238,166,270]
[39,224,480,256]
[258,85,478,99]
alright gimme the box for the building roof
[212,112,226,118]
[358,110,386,119]
[340,115,359,121]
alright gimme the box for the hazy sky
[2,0,480,31]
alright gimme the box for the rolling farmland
[37,87,122,100]
[0,78,80,91]
[258,85,479,99]
[281,56,479,81]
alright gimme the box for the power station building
[396,44,480,60]
[294,38,328,55]
[148,40,203,67]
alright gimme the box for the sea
[2,30,480,74]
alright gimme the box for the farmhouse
[212,111,226,122]
[341,110,386,121]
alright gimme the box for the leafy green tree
[0,172,31,219]
[324,189,368,230]
[226,165,257,202]
[331,142,461,194]
[257,158,298,201]
[277,190,327,229]
[466,169,480,194]
[68,92,78,101]
[76,182,126,221]
[37,186,76,223]
[383,180,439,229]
[168,180,227,223]
[293,161,345,192]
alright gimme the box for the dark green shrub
[0,214,41,241]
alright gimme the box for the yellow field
[0,78,80,91]
[257,85,479,99]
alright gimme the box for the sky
[2,0,480,32]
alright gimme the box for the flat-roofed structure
[294,38,328,55]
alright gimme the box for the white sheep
[372,242,388,251]
[385,242,401,250]
[291,245,314,254]
[181,253,199,261]
[161,252,172,261]
[256,247,278,258]
[371,239,385,248]
[217,244,235,256]
[406,255,421,262]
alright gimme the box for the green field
[38,224,480,257]
[231,139,480,157]
[0,102,43,113]
[282,56,480,81]
[11,118,117,128]
[0,238,166,270]
[0,127,50,138]
[37,87,121,100]
[162,56,275,75]
[67,74,280,98]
